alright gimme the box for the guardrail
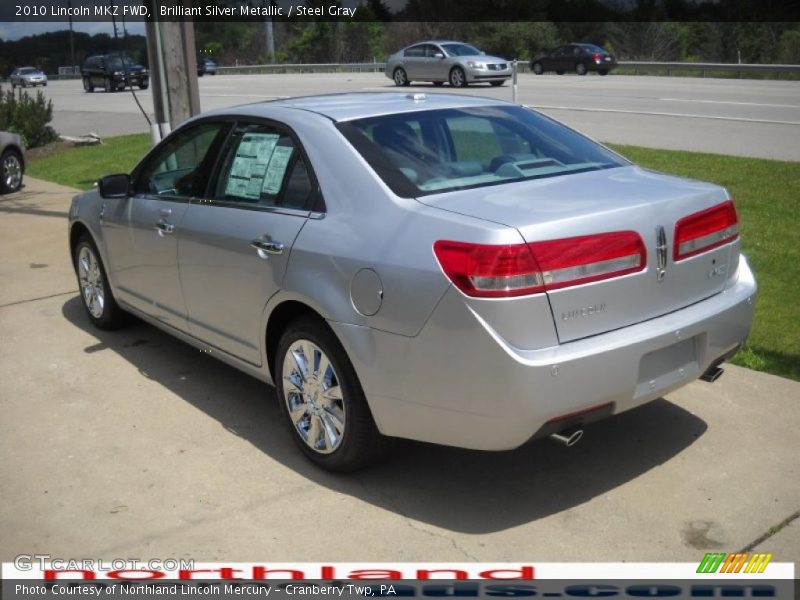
[215,60,799,79]
[616,61,800,77]
[217,62,387,75]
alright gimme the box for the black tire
[198,71,204,77]
[449,66,468,88]
[275,316,391,472]
[83,77,94,93]
[139,83,149,90]
[21,81,27,88]
[489,80,505,87]
[73,235,128,330]
[598,69,609,76]
[556,70,565,75]
[43,82,48,86]
[0,149,23,194]
[533,62,544,75]
[432,81,445,87]
[576,62,588,76]
[392,67,409,87]
[103,77,113,93]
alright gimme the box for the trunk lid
[418,166,739,342]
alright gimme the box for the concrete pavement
[38,73,800,161]
[1,177,798,565]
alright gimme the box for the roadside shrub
[0,87,59,148]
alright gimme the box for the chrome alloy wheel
[77,246,105,318]
[282,340,346,454]
[450,67,466,87]
[3,153,22,191]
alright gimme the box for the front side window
[136,121,228,199]
[212,123,313,210]
[337,106,628,198]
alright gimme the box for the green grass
[26,133,151,190]
[26,134,800,380]
[609,145,800,381]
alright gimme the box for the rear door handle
[250,239,284,255]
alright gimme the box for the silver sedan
[386,41,511,87]
[9,67,48,88]
[68,93,756,471]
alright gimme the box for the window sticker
[224,133,280,200]
[262,145,295,195]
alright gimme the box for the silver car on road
[386,41,511,88]
[68,93,756,471]
[9,67,48,88]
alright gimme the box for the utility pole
[143,0,201,143]
[265,18,275,62]
[68,0,76,71]
[263,0,275,62]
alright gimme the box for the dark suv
[82,54,149,93]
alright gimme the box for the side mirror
[433,52,445,59]
[97,173,130,199]
[480,51,486,55]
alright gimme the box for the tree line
[2,21,799,77]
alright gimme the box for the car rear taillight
[433,241,543,297]
[433,231,646,298]
[673,200,739,262]
[593,52,602,62]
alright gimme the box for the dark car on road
[82,54,149,93]
[532,44,617,76]
[197,57,218,76]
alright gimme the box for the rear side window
[212,123,313,210]
[337,105,628,198]
[404,46,425,58]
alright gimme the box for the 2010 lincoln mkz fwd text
[68,93,756,471]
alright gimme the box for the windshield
[337,106,628,198]
[20,68,39,74]
[441,43,482,57]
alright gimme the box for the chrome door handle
[250,239,284,255]
[154,221,175,234]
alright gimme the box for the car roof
[213,92,513,123]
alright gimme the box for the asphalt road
[36,72,800,161]
[1,177,799,565]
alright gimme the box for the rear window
[336,105,627,198]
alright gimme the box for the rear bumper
[331,256,757,451]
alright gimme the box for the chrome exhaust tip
[550,428,584,447]
[700,366,724,383]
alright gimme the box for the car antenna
[112,1,152,128]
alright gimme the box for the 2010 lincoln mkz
[68,93,756,471]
